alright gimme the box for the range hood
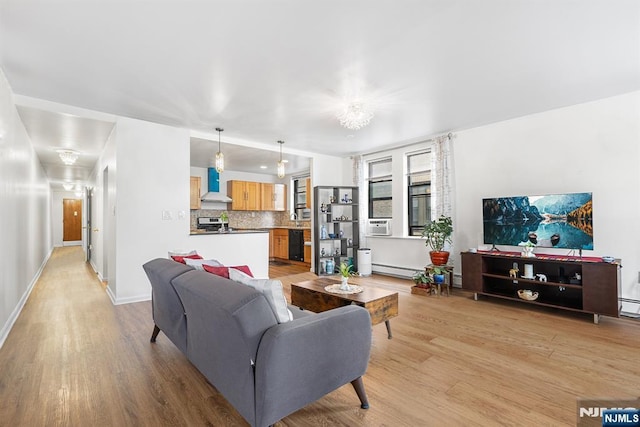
[201,168,232,203]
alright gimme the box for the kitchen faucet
[290,212,299,227]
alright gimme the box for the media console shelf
[460,251,621,324]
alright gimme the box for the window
[408,151,431,236]
[368,158,392,218]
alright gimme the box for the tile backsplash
[191,210,310,230]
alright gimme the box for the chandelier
[336,101,374,130]
[277,140,285,178]
[57,149,79,165]
[214,127,224,173]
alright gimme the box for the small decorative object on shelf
[517,289,539,301]
[519,240,536,258]
[535,273,547,282]
[320,203,326,213]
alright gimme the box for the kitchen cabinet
[261,183,287,211]
[190,176,201,210]
[313,186,359,275]
[272,228,289,260]
[227,180,261,211]
[303,229,311,264]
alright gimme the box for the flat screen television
[482,192,593,250]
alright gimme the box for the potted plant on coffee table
[422,215,453,265]
[338,262,354,291]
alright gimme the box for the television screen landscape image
[482,192,593,250]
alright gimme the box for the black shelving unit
[313,186,359,275]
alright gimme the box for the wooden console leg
[350,377,370,409]
[150,325,161,343]
[385,320,392,339]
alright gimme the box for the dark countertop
[190,229,269,236]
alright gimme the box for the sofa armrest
[254,305,372,426]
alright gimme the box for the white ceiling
[1,0,639,188]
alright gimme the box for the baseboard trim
[0,247,53,350]
[105,286,151,306]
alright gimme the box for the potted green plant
[219,211,229,232]
[339,262,354,290]
[412,271,431,287]
[411,270,433,296]
[421,215,453,265]
[430,266,448,284]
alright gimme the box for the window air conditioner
[367,219,391,236]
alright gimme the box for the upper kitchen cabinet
[190,176,201,210]
[261,183,287,211]
[227,180,261,211]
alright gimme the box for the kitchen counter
[261,225,311,230]
[190,229,269,235]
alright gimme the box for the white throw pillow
[184,258,223,270]
[167,249,198,257]
[228,268,292,323]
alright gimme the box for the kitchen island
[187,229,269,278]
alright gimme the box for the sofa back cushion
[142,258,194,353]
[172,270,277,426]
[228,268,292,323]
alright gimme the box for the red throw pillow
[203,265,230,278]
[171,254,203,264]
[202,265,253,279]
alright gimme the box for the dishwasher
[288,229,304,262]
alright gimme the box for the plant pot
[429,251,450,266]
[411,285,432,296]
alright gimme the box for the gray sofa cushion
[142,258,193,353]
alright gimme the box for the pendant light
[215,127,224,173]
[277,140,285,178]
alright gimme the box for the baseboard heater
[371,263,417,279]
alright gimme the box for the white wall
[88,124,117,282]
[0,68,52,348]
[109,117,190,304]
[360,142,431,277]
[454,92,640,313]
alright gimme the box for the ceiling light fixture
[277,140,285,178]
[57,149,79,165]
[336,101,374,130]
[214,127,224,173]
[63,183,73,191]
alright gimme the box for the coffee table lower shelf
[290,278,399,339]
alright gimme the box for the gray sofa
[142,258,372,427]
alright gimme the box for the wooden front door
[63,198,83,241]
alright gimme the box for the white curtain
[432,133,454,219]
[352,155,367,247]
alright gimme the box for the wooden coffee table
[290,277,399,339]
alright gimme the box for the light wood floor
[1,246,639,426]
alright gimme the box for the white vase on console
[521,246,535,258]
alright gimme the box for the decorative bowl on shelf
[517,289,539,301]
[601,256,615,263]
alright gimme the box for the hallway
[0,247,244,425]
